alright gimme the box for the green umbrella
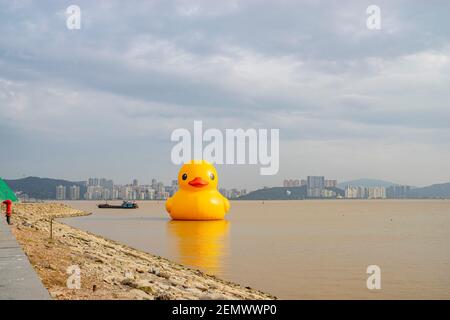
[0,178,18,202]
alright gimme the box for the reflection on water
[167,220,230,275]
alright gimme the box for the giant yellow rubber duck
[165,160,230,220]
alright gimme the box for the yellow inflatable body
[165,160,230,220]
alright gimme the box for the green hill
[237,186,344,200]
[407,182,450,199]
[237,186,307,200]
[236,186,344,200]
[5,177,86,200]
[338,178,396,188]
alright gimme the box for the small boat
[97,201,139,209]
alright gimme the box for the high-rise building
[100,178,114,190]
[386,185,410,199]
[120,186,133,200]
[325,180,337,188]
[155,182,166,200]
[168,180,178,196]
[307,176,325,198]
[56,185,66,200]
[88,178,99,187]
[345,186,367,199]
[85,186,104,200]
[102,188,111,200]
[69,185,80,200]
[133,179,138,187]
[145,188,155,200]
[367,187,386,199]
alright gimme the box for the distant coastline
[237,184,450,201]
[5,176,450,201]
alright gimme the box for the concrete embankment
[0,212,50,300]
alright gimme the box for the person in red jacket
[2,199,12,225]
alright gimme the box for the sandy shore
[10,203,275,300]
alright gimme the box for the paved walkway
[0,216,51,300]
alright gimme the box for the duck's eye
[210,173,215,180]
[182,173,187,180]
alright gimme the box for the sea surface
[61,200,450,299]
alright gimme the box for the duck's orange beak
[188,177,209,188]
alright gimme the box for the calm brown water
[61,200,450,299]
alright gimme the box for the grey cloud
[0,0,449,187]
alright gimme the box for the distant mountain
[237,181,450,200]
[5,177,86,200]
[237,186,307,200]
[407,182,450,199]
[337,178,396,188]
[236,185,344,200]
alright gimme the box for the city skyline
[52,175,247,201]
[3,170,443,192]
[50,174,412,201]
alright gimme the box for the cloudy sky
[1,0,449,189]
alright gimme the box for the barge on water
[97,201,139,209]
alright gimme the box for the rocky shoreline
[10,203,275,300]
